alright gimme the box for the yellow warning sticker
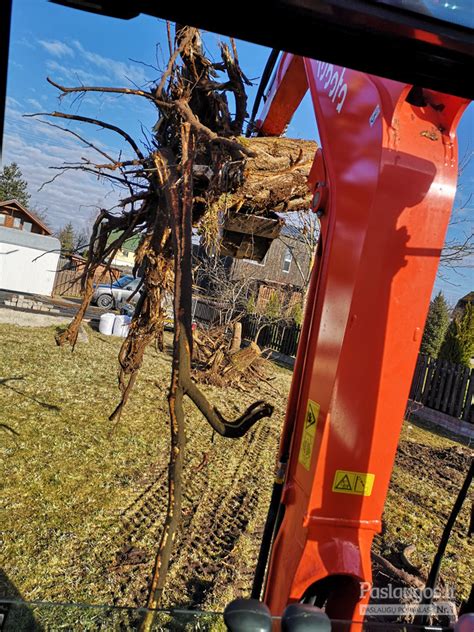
[298,400,320,471]
[332,470,375,496]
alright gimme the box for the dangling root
[42,26,300,623]
[56,207,147,348]
[139,126,274,631]
[110,226,173,425]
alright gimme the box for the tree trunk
[230,321,242,353]
[215,137,317,260]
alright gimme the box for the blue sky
[4,0,472,304]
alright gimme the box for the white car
[92,275,142,309]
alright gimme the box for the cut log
[230,322,242,353]
[236,137,318,213]
[218,137,317,260]
[192,327,272,387]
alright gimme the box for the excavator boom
[254,53,469,626]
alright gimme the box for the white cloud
[3,99,123,231]
[39,40,75,58]
[6,96,22,109]
[46,59,110,85]
[17,36,35,50]
[72,40,152,86]
[27,98,43,110]
[3,37,155,231]
[4,130,122,231]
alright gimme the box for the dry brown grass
[1,323,472,629]
[0,323,289,628]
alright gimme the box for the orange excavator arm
[250,53,469,627]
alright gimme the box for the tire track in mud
[56,420,216,607]
[57,385,283,613]
[162,423,276,610]
[106,422,219,607]
[109,418,278,610]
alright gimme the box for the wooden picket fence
[242,315,301,357]
[53,268,83,297]
[409,354,473,421]
[191,296,227,326]
[53,256,121,297]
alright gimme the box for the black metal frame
[1,0,472,161]
[0,0,12,164]
[49,0,473,99]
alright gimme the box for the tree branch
[47,76,156,105]
[25,111,145,160]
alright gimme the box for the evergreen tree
[290,301,304,326]
[420,291,450,358]
[265,290,282,320]
[438,303,474,367]
[58,222,76,255]
[0,162,31,208]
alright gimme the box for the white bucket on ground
[99,312,115,336]
[112,314,131,337]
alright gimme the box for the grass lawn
[0,323,289,627]
[0,323,472,629]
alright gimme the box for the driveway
[0,289,108,324]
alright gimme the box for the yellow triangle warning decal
[354,476,366,493]
[298,400,320,471]
[332,470,375,496]
[334,473,352,491]
[306,404,317,428]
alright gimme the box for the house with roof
[0,199,51,235]
[229,223,314,310]
[192,222,315,321]
[107,231,140,270]
[0,199,60,296]
[454,291,474,316]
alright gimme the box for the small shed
[0,226,60,296]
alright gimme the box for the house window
[23,221,32,232]
[0,214,5,225]
[282,247,292,273]
[13,217,21,229]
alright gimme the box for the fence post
[434,359,448,411]
[453,367,470,419]
[462,369,474,422]
[410,354,428,402]
[441,362,455,414]
[422,357,436,406]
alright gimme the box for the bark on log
[230,322,242,352]
[216,136,317,260]
[235,137,317,214]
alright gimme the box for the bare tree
[278,209,320,291]
[194,251,258,324]
[26,25,317,628]
[439,148,473,273]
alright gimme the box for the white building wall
[0,227,60,296]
